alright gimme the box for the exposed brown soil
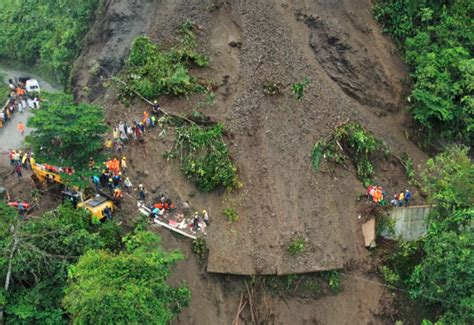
[68,0,430,323]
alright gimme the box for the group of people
[107,101,163,153]
[1,78,40,131]
[91,156,132,201]
[367,185,412,207]
[9,149,33,180]
[192,209,209,232]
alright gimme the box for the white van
[25,79,41,93]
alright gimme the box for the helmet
[202,209,207,214]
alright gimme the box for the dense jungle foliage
[0,204,122,323]
[379,146,474,324]
[0,0,99,85]
[374,0,473,145]
[0,203,189,324]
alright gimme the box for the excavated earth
[69,0,429,323]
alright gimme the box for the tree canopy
[26,93,107,169]
[0,0,99,85]
[63,231,190,324]
[0,203,122,324]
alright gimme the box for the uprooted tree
[167,123,240,192]
[120,21,209,100]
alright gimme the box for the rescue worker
[15,164,22,180]
[124,177,132,193]
[21,153,28,169]
[103,206,112,220]
[192,212,200,231]
[113,187,123,200]
[92,175,101,192]
[203,209,209,226]
[398,191,404,207]
[121,156,127,172]
[404,190,411,207]
[18,202,26,220]
[107,178,114,194]
[17,121,25,135]
[138,184,146,201]
[89,157,95,170]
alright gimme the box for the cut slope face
[74,0,419,276]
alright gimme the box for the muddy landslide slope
[72,0,423,275]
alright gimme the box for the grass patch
[262,272,343,298]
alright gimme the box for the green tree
[374,0,474,144]
[410,212,474,324]
[26,93,107,168]
[0,203,120,324]
[422,146,474,214]
[63,231,190,324]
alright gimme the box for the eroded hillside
[71,0,428,323]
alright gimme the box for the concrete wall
[385,206,432,241]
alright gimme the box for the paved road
[0,66,59,160]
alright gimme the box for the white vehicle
[25,79,40,93]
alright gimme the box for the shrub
[327,271,341,293]
[192,237,208,263]
[172,123,239,192]
[292,77,310,101]
[223,207,239,223]
[287,236,306,256]
[263,81,282,96]
[312,122,385,183]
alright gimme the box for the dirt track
[72,0,428,323]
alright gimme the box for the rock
[143,170,150,176]
[228,40,242,49]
